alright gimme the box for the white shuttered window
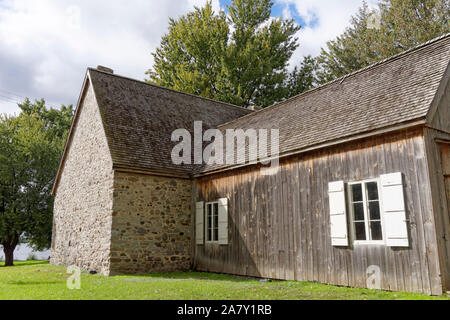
[203,199,229,245]
[380,173,409,247]
[330,173,409,248]
[348,179,384,244]
[328,181,349,246]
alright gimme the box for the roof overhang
[194,118,427,178]
[113,165,191,180]
[426,59,450,124]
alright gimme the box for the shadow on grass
[116,271,262,283]
[7,280,61,286]
[0,260,49,268]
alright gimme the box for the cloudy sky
[0,0,377,115]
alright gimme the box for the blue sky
[219,0,316,27]
[0,0,375,115]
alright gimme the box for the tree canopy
[284,55,318,100]
[0,100,73,266]
[316,0,450,83]
[147,0,300,107]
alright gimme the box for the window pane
[214,203,219,217]
[368,201,380,220]
[366,182,379,201]
[370,221,383,240]
[207,224,212,241]
[354,222,366,240]
[214,203,219,242]
[352,184,363,202]
[353,203,365,221]
[207,205,212,241]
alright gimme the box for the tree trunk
[2,234,19,267]
[3,246,15,267]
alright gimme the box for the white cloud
[280,0,378,67]
[281,6,292,20]
[0,0,373,115]
[0,0,219,115]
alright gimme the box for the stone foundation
[109,172,193,275]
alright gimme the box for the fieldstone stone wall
[50,83,114,275]
[109,172,193,275]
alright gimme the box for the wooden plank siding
[424,128,450,293]
[193,127,444,295]
[423,76,450,293]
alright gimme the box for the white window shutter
[195,201,204,245]
[328,181,349,246]
[380,173,409,247]
[218,198,229,245]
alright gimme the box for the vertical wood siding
[194,128,444,295]
[424,128,450,292]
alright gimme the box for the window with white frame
[348,180,383,242]
[206,202,219,243]
[329,173,408,248]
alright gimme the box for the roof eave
[194,118,428,178]
[113,165,192,179]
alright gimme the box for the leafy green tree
[284,55,318,100]
[19,99,74,140]
[148,3,229,100]
[317,0,450,83]
[148,0,300,107]
[0,100,73,266]
[379,0,449,50]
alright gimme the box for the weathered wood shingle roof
[88,70,252,176]
[199,33,450,174]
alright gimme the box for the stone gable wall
[50,83,114,275]
[109,172,193,275]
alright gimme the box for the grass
[0,261,448,300]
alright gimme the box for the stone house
[51,34,450,295]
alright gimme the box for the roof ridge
[217,32,450,129]
[87,68,252,113]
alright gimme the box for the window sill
[353,241,385,246]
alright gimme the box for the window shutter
[196,202,204,245]
[328,181,349,246]
[218,198,229,245]
[380,173,409,247]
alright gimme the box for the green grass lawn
[0,261,448,300]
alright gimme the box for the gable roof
[199,33,450,174]
[52,67,253,194]
[91,69,255,177]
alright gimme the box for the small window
[348,180,384,244]
[206,202,219,243]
